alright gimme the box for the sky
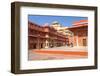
[28,15,88,27]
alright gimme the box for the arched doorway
[83,39,87,46]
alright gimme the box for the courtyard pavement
[28,46,88,60]
[38,46,87,52]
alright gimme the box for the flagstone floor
[28,46,88,61]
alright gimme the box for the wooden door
[83,39,87,46]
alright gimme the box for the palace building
[68,20,88,47]
[28,21,67,49]
[28,20,88,49]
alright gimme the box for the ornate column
[45,34,49,48]
[45,39,49,48]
